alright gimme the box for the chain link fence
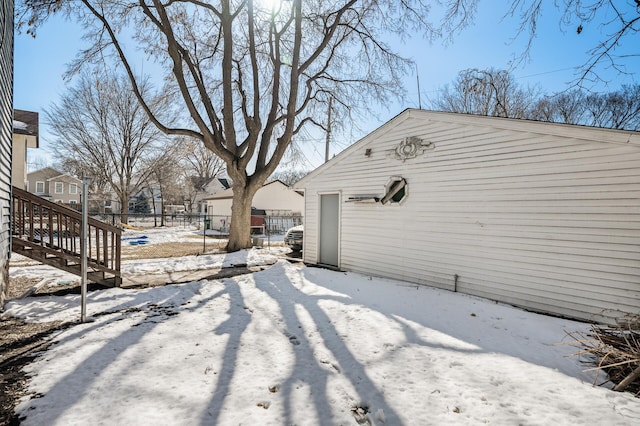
[98,213,303,253]
[98,213,202,229]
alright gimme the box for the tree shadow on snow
[202,261,407,425]
[201,260,589,425]
[297,265,588,378]
[16,283,214,425]
[18,254,587,425]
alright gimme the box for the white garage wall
[0,0,12,308]
[299,110,640,324]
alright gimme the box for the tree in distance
[435,67,640,131]
[433,68,539,119]
[19,0,477,251]
[19,1,638,249]
[46,71,169,224]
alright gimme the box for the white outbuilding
[205,180,304,217]
[204,180,304,232]
[295,109,640,324]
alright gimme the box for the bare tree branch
[19,0,474,250]
[508,0,639,86]
[46,71,170,223]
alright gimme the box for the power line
[515,67,577,79]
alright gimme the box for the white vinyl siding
[0,0,13,307]
[299,110,640,324]
[54,182,63,194]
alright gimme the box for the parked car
[284,225,304,252]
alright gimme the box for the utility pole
[324,97,332,163]
[416,63,422,110]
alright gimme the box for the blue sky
[14,2,639,170]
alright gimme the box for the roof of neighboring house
[204,179,293,201]
[191,176,232,192]
[13,109,39,147]
[28,167,82,183]
[47,173,82,183]
[27,167,62,180]
[296,109,640,188]
[219,178,230,189]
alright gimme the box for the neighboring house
[205,180,304,231]
[128,187,155,214]
[296,109,640,324]
[12,109,38,189]
[1,0,13,307]
[164,204,186,215]
[192,176,231,215]
[129,185,187,215]
[88,188,121,215]
[102,197,119,214]
[26,167,82,206]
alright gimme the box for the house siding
[11,134,27,188]
[26,168,82,204]
[299,110,640,324]
[0,0,13,307]
[207,181,304,217]
[12,110,38,189]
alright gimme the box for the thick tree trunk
[226,182,260,252]
[120,194,129,225]
[160,192,165,227]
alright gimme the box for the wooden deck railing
[11,186,122,286]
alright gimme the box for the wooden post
[80,176,92,322]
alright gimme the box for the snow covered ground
[10,226,289,286]
[4,229,640,425]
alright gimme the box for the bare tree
[27,156,52,173]
[434,68,640,129]
[584,85,640,130]
[176,137,227,214]
[508,1,640,86]
[433,68,539,118]
[532,85,640,130]
[141,145,187,225]
[530,90,587,125]
[56,156,114,214]
[19,0,477,251]
[551,90,589,124]
[270,169,309,187]
[46,71,168,224]
[181,137,226,181]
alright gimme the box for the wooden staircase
[11,186,122,287]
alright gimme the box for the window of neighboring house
[69,183,78,194]
[381,177,408,205]
[55,182,64,194]
[35,181,45,193]
[69,200,77,205]
[104,200,112,207]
